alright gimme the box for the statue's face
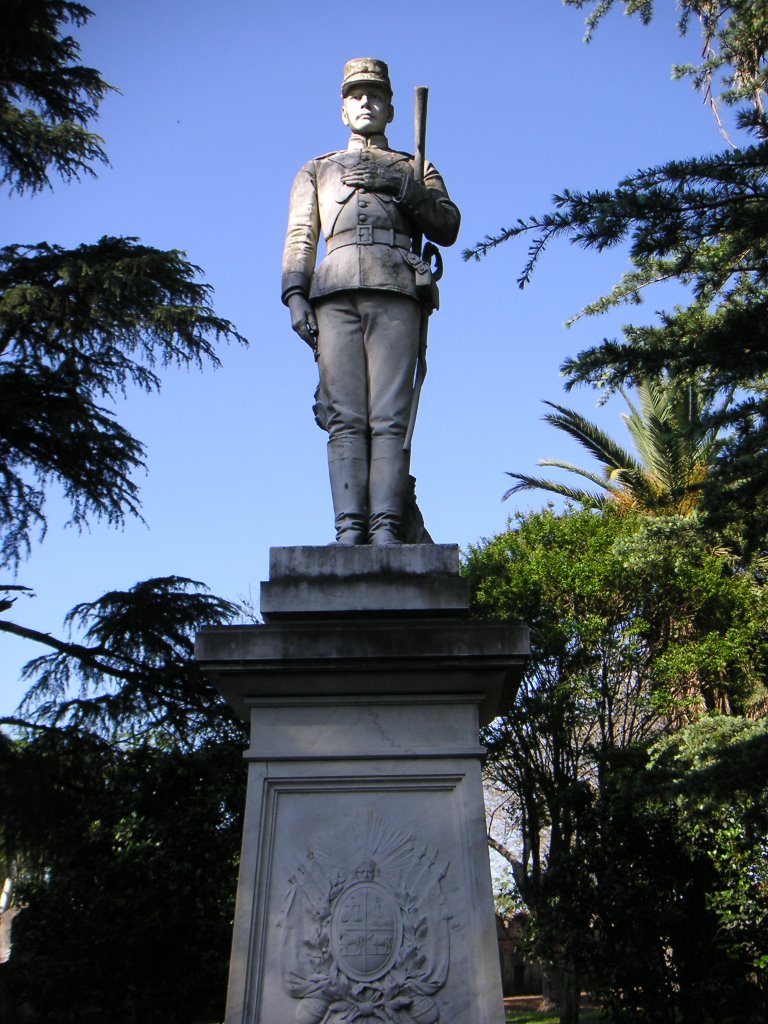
[341,86,394,136]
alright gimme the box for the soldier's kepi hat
[341,58,392,97]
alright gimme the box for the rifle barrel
[414,86,428,186]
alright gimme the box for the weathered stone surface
[268,543,461,578]
[198,618,527,726]
[197,545,528,1024]
[229,772,500,1024]
[244,694,485,760]
[260,576,469,616]
[260,544,469,618]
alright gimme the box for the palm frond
[542,401,642,473]
[537,460,624,493]
[506,374,722,516]
[503,472,608,508]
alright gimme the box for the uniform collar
[347,133,390,151]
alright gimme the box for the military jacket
[282,133,460,305]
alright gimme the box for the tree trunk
[540,963,580,1024]
[559,967,580,1024]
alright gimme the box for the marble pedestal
[195,545,528,1024]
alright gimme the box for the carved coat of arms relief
[279,811,451,1024]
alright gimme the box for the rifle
[411,86,428,260]
[403,86,441,453]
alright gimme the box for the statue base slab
[196,544,528,1024]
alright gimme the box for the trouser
[314,290,421,542]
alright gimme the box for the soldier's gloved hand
[342,164,403,195]
[287,294,318,352]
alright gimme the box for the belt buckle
[356,224,373,245]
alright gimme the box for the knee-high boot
[368,436,409,546]
[327,438,369,544]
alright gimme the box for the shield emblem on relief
[330,878,404,981]
[280,810,451,1022]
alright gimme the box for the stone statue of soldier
[282,58,460,545]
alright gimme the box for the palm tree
[506,377,723,516]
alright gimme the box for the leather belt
[326,226,412,253]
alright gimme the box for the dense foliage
[0,0,111,193]
[584,716,768,1024]
[1,5,249,1021]
[466,0,768,552]
[0,572,248,1022]
[466,507,768,1021]
[465,6,768,1021]
[1,730,247,1024]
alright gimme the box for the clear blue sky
[2,0,725,716]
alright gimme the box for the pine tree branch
[0,616,135,681]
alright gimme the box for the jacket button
[358,214,368,222]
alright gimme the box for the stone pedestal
[196,545,528,1024]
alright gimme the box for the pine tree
[465,1,768,552]
[0,11,249,1013]
[0,2,249,740]
[5,576,243,744]
[0,1,246,571]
